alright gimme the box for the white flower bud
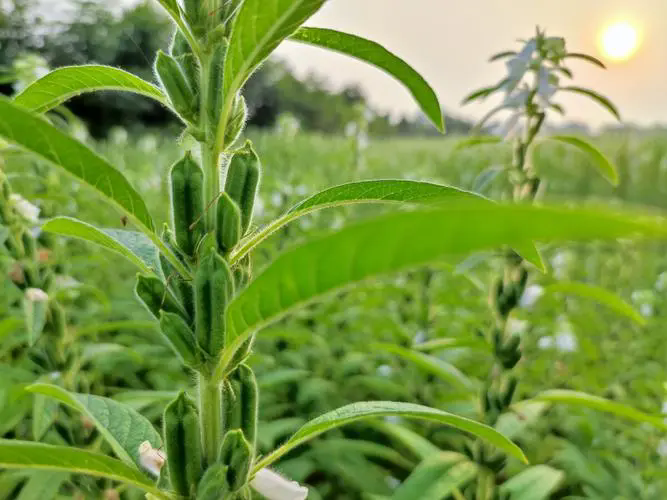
[25,288,48,302]
[138,441,165,477]
[9,194,40,223]
[250,468,308,500]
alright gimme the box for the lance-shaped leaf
[391,458,477,500]
[13,66,166,114]
[0,440,168,499]
[499,465,565,500]
[532,390,667,431]
[370,421,443,460]
[218,0,327,147]
[13,471,68,500]
[26,384,162,469]
[560,86,620,120]
[290,27,444,131]
[564,52,606,69]
[0,98,189,278]
[544,281,645,325]
[223,203,665,352]
[373,343,475,391]
[453,136,504,152]
[231,179,544,271]
[42,217,159,274]
[252,401,527,473]
[544,135,619,186]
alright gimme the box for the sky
[119,1,667,127]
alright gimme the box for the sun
[599,21,640,61]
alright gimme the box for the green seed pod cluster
[224,95,247,147]
[159,311,202,369]
[170,30,200,96]
[218,429,253,491]
[164,392,203,498]
[492,329,522,370]
[194,250,234,356]
[155,50,199,123]
[159,225,195,319]
[135,274,189,322]
[206,41,228,129]
[222,364,258,446]
[49,302,67,339]
[216,192,241,254]
[170,153,205,257]
[224,141,261,234]
[21,231,36,259]
[197,464,231,500]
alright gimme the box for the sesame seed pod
[155,50,198,122]
[218,429,252,491]
[159,311,200,368]
[135,274,189,322]
[224,141,260,234]
[216,192,241,254]
[196,464,231,500]
[170,152,205,257]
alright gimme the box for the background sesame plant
[1,1,667,500]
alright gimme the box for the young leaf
[290,27,444,131]
[0,98,190,279]
[564,52,606,69]
[13,66,166,114]
[224,203,664,349]
[232,179,543,272]
[461,80,508,105]
[217,0,326,148]
[489,50,517,62]
[42,217,159,275]
[453,136,504,152]
[532,390,667,431]
[0,440,168,499]
[312,438,415,469]
[560,86,620,120]
[372,343,476,390]
[253,401,526,472]
[26,384,162,469]
[544,281,645,325]
[391,458,477,500]
[545,135,619,186]
[498,465,565,500]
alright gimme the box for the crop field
[2,1,667,499]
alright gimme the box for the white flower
[377,364,393,377]
[657,439,667,457]
[554,332,577,352]
[507,318,528,336]
[640,303,654,318]
[655,272,667,291]
[519,284,544,308]
[10,194,40,223]
[251,468,308,500]
[661,401,667,415]
[25,288,48,302]
[138,441,165,477]
[537,336,554,350]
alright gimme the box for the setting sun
[600,21,640,61]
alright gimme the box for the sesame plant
[0,3,666,500]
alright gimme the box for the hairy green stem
[198,374,222,465]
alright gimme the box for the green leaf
[290,27,444,131]
[32,382,60,441]
[253,401,527,472]
[15,471,68,500]
[26,384,161,469]
[42,217,159,274]
[391,458,477,500]
[0,440,168,499]
[73,320,157,340]
[453,136,503,152]
[221,203,662,367]
[462,80,508,105]
[499,465,564,500]
[545,135,619,186]
[564,52,606,69]
[232,179,543,271]
[489,50,517,62]
[0,318,23,343]
[372,343,476,390]
[544,281,645,325]
[560,86,620,120]
[13,66,166,114]
[0,98,189,279]
[219,0,326,147]
[496,401,549,440]
[112,391,179,412]
[413,337,489,353]
[532,390,667,431]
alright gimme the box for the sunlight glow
[600,21,640,61]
